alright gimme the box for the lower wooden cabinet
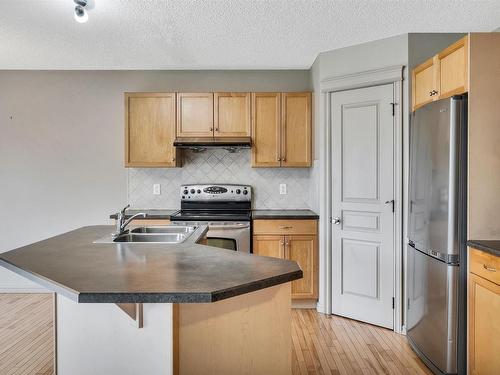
[468,248,500,375]
[253,219,318,300]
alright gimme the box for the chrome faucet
[114,204,146,238]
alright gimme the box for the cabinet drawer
[253,219,317,235]
[470,248,500,285]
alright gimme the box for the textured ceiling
[1,0,499,69]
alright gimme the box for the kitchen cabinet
[281,92,312,167]
[176,93,214,137]
[251,93,281,167]
[251,92,311,168]
[213,92,251,137]
[468,247,500,375]
[253,219,318,300]
[412,36,468,111]
[125,93,180,167]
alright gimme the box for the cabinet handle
[215,128,219,132]
[280,241,284,246]
[483,264,497,272]
[429,91,434,96]
[210,128,213,131]
[279,226,293,230]
[277,157,281,161]
[172,157,176,162]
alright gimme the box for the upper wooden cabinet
[125,93,180,168]
[176,93,214,137]
[281,92,312,167]
[251,93,281,167]
[252,92,311,168]
[214,93,251,137]
[412,36,468,111]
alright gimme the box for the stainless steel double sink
[95,226,197,244]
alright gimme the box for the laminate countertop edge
[467,240,500,258]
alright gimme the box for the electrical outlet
[153,184,161,195]
[279,184,287,195]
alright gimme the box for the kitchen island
[0,225,302,375]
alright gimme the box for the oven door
[205,222,251,253]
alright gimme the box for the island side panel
[57,296,174,375]
[175,283,292,375]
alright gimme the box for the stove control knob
[183,189,189,195]
[236,189,241,194]
[243,190,248,195]
[190,189,195,194]
[197,189,201,194]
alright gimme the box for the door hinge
[392,297,395,309]
[390,102,396,116]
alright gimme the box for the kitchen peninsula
[0,225,302,375]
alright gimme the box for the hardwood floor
[0,295,431,375]
[292,309,432,375]
[0,294,54,375]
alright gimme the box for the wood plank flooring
[0,294,54,375]
[0,294,431,375]
[292,309,432,375]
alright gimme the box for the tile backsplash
[127,149,313,209]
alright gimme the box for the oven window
[207,237,237,251]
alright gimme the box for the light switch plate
[279,184,287,195]
[153,184,161,195]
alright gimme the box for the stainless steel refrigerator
[407,95,467,375]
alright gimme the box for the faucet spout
[113,205,146,238]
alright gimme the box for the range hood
[173,137,252,152]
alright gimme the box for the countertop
[110,209,318,220]
[467,240,500,257]
[0,226,302,304]
[252,209,318,220]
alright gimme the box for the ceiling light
[74,0,88,23]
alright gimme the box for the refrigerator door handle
[447,99,459,257]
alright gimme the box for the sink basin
[94,225,198,244]
[113,233,188,243]
[130,226,196,234]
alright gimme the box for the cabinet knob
[210,128,213,131]
[172,157,176,162]
[277,157,281,161]
[215,128,219,132]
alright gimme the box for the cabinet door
[176,93,214,137]
[251,93,281,167]
[437,36,468,99]
[125,93,179,167]
[252,235,284,259]
[214,93,251,137]
[281,92,312,167]
[285,235,317,299]
[469,273,500,375]
[412,58,436,111]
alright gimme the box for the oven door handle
[208,223,250,230]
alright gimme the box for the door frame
[318,65,405,333]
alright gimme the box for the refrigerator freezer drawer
[407,245,458,374]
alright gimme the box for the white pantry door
[331,84,395,329]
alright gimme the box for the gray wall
[0,70,310,290]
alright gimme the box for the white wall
[0,70,310,290]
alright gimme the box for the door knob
[331,217,341,225]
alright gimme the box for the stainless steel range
[170,184,252,253]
